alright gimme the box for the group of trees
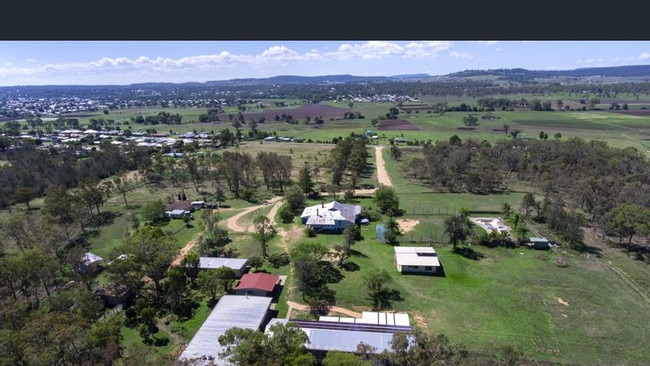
[326,135,371,187]
[402,136,650,253]
[0,140,148,209]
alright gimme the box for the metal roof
[301,201,361,224]
[198,257,248,271]
[178,295,272,365]
[267,318,411,354]
[319,312,411,327]
[394,247,440,267]
[235,272,279,292]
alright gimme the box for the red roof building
[234,272,279,297]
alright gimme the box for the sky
[1,40,650,87]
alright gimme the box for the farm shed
[300,200,361,233]
[394,247,440,274]
[190,201,205,210]
[528,237,551,250]
[178,295,273,365]
[234,272,280,297]
[266,318,412,358]
[198,257,249,278]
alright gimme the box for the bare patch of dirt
[396,219,419,233]
[412,311,429,329]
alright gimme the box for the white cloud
[472,41,499,45]
[26,58,37,63]
[639,52,650,60]
[449,51,474,60]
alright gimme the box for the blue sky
[1,41,649,87]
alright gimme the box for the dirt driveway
[375,145,393,187]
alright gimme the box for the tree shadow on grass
[339,261,360,272]
[318,262,344,284]
[453,246,485,260]
[349,249,368,258]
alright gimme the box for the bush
[267,252,290,268]
[278,205,295,224]
[304,226,316,237]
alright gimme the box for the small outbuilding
[198,257,249,278]
[234,272,280,297]
[394,247,440,274]
[528,237,551,250]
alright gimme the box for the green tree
[322,351,371,366]
[218,322,316,366]
[197,269,222,302]
[285,185,305,212]
[444,213,471,249]
[609,203,650,246]
[253,215,276,258]
[297,162,316,197]
[374,184,400,216]
[363,268,395,311]
[122,226,177,297]
[521,192,536,217]
[141,199,166,224]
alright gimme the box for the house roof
[394,247,440,267]
[267,318,412,354]
[178,295,272,365]
[235,272,279,292]
[301,201,361,225]
[165,200,192,211]
[198,257,248,271]
[82,252,103,264]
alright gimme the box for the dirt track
[374,145,393,187]
[286,301,362,319]
[225,196,284,233]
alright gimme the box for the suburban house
[164,200,194,219]
[197,257,249,278]
[300,200,361,233]
[394,247,441,274]
[234,272,280,297]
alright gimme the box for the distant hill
[445,64,650,79]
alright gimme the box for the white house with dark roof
[300,200,361,233]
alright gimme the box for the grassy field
[270,146,650,365]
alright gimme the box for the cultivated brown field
[243,104,349,122]
[378,119,420,130]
